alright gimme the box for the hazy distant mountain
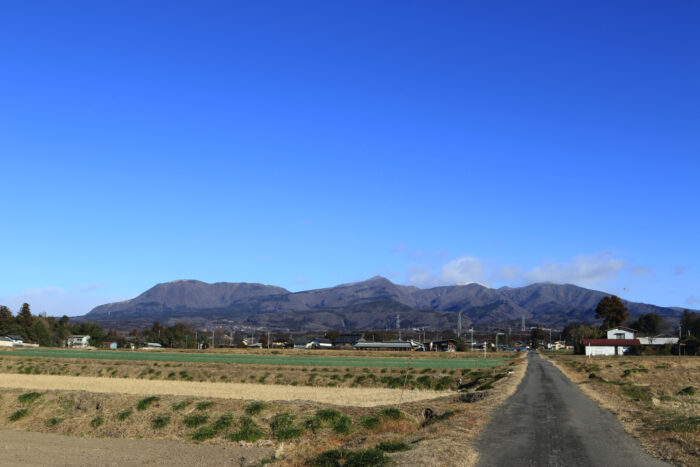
[79,276,683,332]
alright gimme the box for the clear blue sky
[1,1,698,316]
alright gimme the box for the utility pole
[458,312,462,339]
[267,330,271,349]
[396,314,401,340]
[483,341,487,359]
[496,332,504,352]
[195,332,197,350]
[212,330,215,349]
[470,328,474,352]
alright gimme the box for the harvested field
[545,354,700,466]
[0,353,527,466]
[0,351,512,391]
[0,373,445,407]
[0,348,510,369]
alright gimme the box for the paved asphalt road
[476,352,668,467]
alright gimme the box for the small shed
[102,341,118,350]
[583,338,640,356]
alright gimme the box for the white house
[584,338,640,356]
[67,335,90,348]
[0,337,14,348]
[606,327,636,340]
[5,335,24,346]
[607,327,678,346]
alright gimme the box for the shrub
[677,386,696,396]
[46,417,63,427]
[658,416,700,433]
[308,449,345,467]
[316,409,341,423]
[196,401,214,411]
[344,448,389,467]
[245,401,266,415]
[9,408,29,422]
[18,392,42,404]
[212,413,234,432]
[137,396,160,411]
[90,415,105,428]
[332,415,352,435]
[191,425,218,441]
[171,400,189,411]
[228,416,264,442]
[151,415,170,429]
[378,407,402,420]
[620,384,652,403]
[376,439,411,452]
[117,409,133,421]
[183,414,209,428]
[477,383,494,391]
[435,376,454,391]
[270,412,303,440]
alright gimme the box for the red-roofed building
[583,338,641,356]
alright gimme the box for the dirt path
[476,352,668,467]
[0,429,274,466]
[0,373,446,407]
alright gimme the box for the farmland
[0,350,527,466]
[546,354,700,466]
[0,347,510,369]
[0,349,511,392]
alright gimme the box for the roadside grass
[547,354,700,467]
[151,414,170,429]
[183,413,209,428]
[9,408,29,421]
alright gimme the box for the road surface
[476,352,668,467]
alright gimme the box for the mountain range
[78,277,686,332]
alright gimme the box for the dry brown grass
[545,354,700,466]
[0,373,446,407]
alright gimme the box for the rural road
[476,352,668,467]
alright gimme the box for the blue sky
[1,1,698,316]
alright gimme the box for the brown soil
[0,429,275,466]
[0,373,445,407]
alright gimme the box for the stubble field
[0,349,526,466]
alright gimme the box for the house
[333,334,363,347]
[6,335,24,346]
[271,338,292,348]
[145,342,162,348]
[583,338,640,356]
[102,341,118,350]
[547,341,568,350]
[242,337,262,348]
[0,336,14,348]
[606,327,636,340]
[425,339,457,352]
[606,327,678,346]
[294,337,332,349]
[67,335,90,348]
[353,338,423,351]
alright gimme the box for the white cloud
[440,257,485,285]
[674,266,687,276]
[686,295,700,307]
[522,252,625,286]
[629,265,654,276]
[405,251,627,289]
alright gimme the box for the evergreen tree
[16,303,34,329]
[595,296,629,329]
